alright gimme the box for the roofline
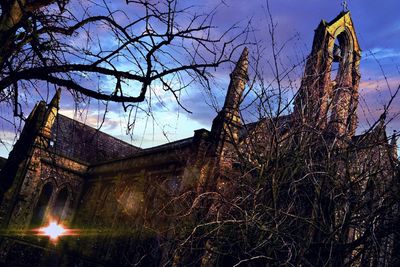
[56,113,141,150]
[90,136,194,167]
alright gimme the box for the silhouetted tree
[0,0,245,116]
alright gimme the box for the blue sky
[1,0,399,157]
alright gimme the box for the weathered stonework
[0,11,398,267]
[294,12,361,139]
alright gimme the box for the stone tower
[0,89,61,226]
[210,47,249,158]
[294,12,361,138]
[195,48,249,194]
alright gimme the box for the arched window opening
[52,187,69,222]
[330,38,341,84]
[331,31,350,85]
[30,183,53,227]
[328,30,351,125]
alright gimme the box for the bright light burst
[37,221,67,241]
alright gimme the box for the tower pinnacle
[41,89,61,140]
[210,47,249,154]
[48,88,61,109]
[230,47,249,81]
[223,47,249,111]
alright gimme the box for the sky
[1,0,400,158]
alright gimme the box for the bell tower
[294,11,361,138]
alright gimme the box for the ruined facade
[294,12,361,138]
[0,12,398,266]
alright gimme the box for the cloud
[0,130,20,158]
[2,1,400,157]
[367,48,400,61]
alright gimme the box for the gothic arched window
[330,39,341,85]
[30,183,53,227]
[328,29,353,126]
[331,30,352,85]
[52,187,69,222]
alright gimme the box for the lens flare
[37,221,67,240]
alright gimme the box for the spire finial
[231,47,249,82]
[341,0,349,12]
[222,47,249,111]
[49,88,61,109]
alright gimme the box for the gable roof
[50,114,140,164]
